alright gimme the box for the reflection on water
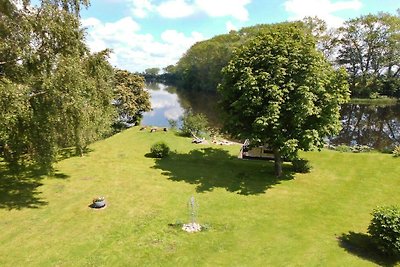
[142,83,400,150]
[331,103,400,150]
[142,83,220,128]
[141,83,185,127]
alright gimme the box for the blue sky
[74,0,400,72]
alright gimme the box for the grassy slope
[0,127,399,266]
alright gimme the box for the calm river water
[142,83,400,150]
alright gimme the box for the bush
[351,145,371,153]
[336,144,352,153]
[168,119,178,130]
[393,145,400,157]
[180,111,208,137]
[368,206,400,257]
[150,142,170,158]
[292,158,312,173]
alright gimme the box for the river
[142,83,400,150]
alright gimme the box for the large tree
[113,69,151,126]
[337,13,400,97]
[173,24,278,92]
[0,0,149,171]
[218,23,350,176]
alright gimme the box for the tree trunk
[76,145,83,157]
[273,148,282,177]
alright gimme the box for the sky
[72,0,400,72]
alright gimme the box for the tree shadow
[57,147,94,161]
[338,231,399,267]
[0,162,69,210]
[152,147,294,195]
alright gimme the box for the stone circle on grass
[182,222,202,233]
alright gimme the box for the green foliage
[0,1,147,171]
[335,145,353,153]
[174,24,283,92]
[301,16,337,61]
[172,13,400,99]
[142,67,161,82]
[113,69,151,126]
[144,68,160,76]
[292,158,312,173]
[218,22,350,176]
[333,144,371,153]
[168,119,178,130]
[180,111,209,137]
[351,145,372,153]
[393,145,400,157]
[337,13,400,98]
[368,206,400,256]
[150,141,170,158]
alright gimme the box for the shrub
[393,145,400,157]
[150,142,170,158]
[368,206,400,257]
[336,144,352,153]
[180,111,209,137]
[168,119,178,130]
[292,158,312,173]
[351,145,371,153]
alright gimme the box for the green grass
[350,97,398,105]
[1,127,399,266]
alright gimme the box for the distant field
[0,127,399,266]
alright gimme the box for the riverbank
[350,97,398,105]
[0,127,399,266]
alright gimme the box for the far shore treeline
[149,11,400,99]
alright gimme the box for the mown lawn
[0,127,399,266]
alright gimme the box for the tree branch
[29,91,47,98]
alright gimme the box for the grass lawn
[0,127,399,266]
[350,97,398,105]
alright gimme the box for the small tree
[168,119,178,130]
[218,23,350,176]
[145,68,160,76]
[180,110,209,137]
[113,69,151,126]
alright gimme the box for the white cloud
[226,21,238,32]
[161,30,203,47]
[195,0,251,21]
[164,107,184,120]
[142,86,185,124]
[82,17,204,72]
[130,0,154,18]
[284,0,362,27]
[157,0,196,18]
[128,0,251,21]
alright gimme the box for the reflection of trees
[143,83,220,127]
[174,89,221,128]
[145,82,161,91]
[331,104,400,150]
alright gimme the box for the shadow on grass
[0,162,69,210]
[152,147,294,195]
[57,147,94,161]
[338,231,399,267]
